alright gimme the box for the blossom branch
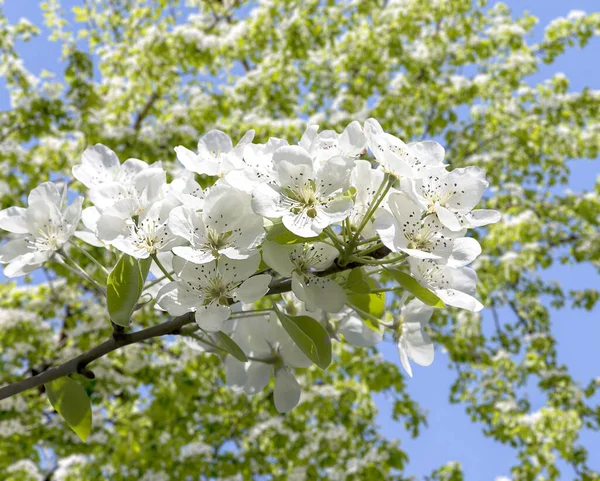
[0,312,195,401]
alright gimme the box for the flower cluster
[0,119,499,412]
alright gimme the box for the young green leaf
[389,270,445,308]
[345,268,371,294]
[106,255,152,327]
[348,281,386,320]
[45,376,92,442]
[275,309,332,369]
[215,331,248,362]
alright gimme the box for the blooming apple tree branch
[0,118,499,436]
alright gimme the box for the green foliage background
[0,1,599,479]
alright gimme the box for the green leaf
[45,376,92,442]
[345,268,371,294]
[275,309,332,369]
[348,287,386,320]
[107,255,152,326]
[265,222,325,244]
[389,270,445,308]
[215,331,248,362]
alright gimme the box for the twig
[0,312,195,401]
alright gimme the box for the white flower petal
[339,312,382,347]
[251,184,289,218]
[73,144,120,188]
[274,368,301,413]
[283,210,321,238]
[218,255,261,285]
[156,282,195,316]
[402,299,434,326]
[314,197,353,228]
[446,167,488,212]
[234,274,271,303]
[0,238,31,263]
[195,303,231,332]
[244,362,272,395]
[0,207,28,234]
[261,241,295,277]
[297,274,346,313]
[398,339,413,377]
[447,237,481,267]
[96,214,128,241]
[168,205,206,244]
[199,130,233,156]
[316,155,354,195]
[299,125,319,151]
[172,245,214,264]
[224,357,248,391]
[28,182,61,207]
[74,231,104,247]
[272,145,314,187]
[464,209,501,227]
[435,204,462,231]
[436,288,484,312]
[339,120,367,157]
[404,324,434,366]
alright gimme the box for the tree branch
[133,92,160,132]
[0,245,392,400]
[0,312,194,401]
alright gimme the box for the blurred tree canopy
[0,0,599,479]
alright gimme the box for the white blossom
[401,166,499,231]
[409,258,484,312]
[175,129,254,176]
[168,184,264,264]
[157,255,270,332]
[262,241,346,312]
[375,191,482,265]
[251,145,355,237]
[0,182,82,277]
[397,299,434,377]
[364,118,445,178]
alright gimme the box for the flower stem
[230,308,273,319]
[69,240,110,276]
[56,249,106,294]
[323,227,345,253]
[356,242,385,257]
[151,253,175,282]
[143,274,172,291]
[347,254,405,266]
[343,173,394,264]
[346,303,394,329]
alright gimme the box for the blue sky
[1,1,599,479]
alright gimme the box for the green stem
[344,174,394,264]
[356,242,385,257]
[230,308,274,318]
[143,274,170,291]
[69,241,110,276]
[151,253,175,282]
[57,250,106,294]
[347,303,394,329]
[323,227,345,253]
[355,236,379,247]
[347,254,405,266]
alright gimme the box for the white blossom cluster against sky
[1,116,498,414]
[0,0,599,479]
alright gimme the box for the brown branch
[133,92,160,132]
[0,312,194,401]
[0,244,392,400]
